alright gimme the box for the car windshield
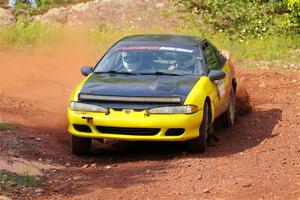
[94,45,204,76]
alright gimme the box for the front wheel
[187,101,210,153]
[71,135,91,155]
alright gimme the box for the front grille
[96,126,160,136]
[111,108,144,112]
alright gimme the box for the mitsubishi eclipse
[67,34,237,154]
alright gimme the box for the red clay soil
[0,48,299,200]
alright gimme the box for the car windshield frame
[93,45,205,76]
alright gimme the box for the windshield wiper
[95,70,137,75]
[139,71,185,76]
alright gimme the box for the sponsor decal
[159,46,176,51]
[75,111,88,115]
[215,80,225,98]
[159,47,194,53]
[115,46,194,53]
[115,46,160,51]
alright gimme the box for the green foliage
[2,0,90,9]
[0,171,41,187]
[0,122,13,132]
[174,22,300,64]
[0,19,62,49]
[213,34,299,61]
[174,0,299,40]
[37,0,86,9]
[284,0,299,12]
[89,22,299,68]
[0,4,298,70]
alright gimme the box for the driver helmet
[122,51,143,72]
[176,53,195,68]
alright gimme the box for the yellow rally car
[68,34,237,154]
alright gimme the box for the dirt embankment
[0,0,177,28]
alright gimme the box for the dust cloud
[0,31,99,130]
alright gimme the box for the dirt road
[0,42,300,200]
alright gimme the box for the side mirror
[208,70,225,81]
[81,66,93,76]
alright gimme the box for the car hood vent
[78,94,182,104]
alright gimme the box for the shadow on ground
[0,98,282,198]
[7,108,281,166]
[36,108,282,199]
[89,108,282,160]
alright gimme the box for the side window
[202,42,219,71]
[209,42,226,67]
[216,50,226,66]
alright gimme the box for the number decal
[215,80,225,98]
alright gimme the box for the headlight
[148,105,199,114]
[70,102,108,113]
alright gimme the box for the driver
[176,53,196,69]
[122,51,143,72]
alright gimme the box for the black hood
[79,73,199,109]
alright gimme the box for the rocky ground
[0,0,178,28]
[0,7,14,26]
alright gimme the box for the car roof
[117,34,205,47]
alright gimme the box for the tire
[71,135,91,155]
[187,101,210,153]
[219,88,236,127]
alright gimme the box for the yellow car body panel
[68,108,203,141]
[67,58,234,142]
[69,74,93,102]
[67,78,208,142]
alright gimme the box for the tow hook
[82,116,93,124]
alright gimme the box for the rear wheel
[187,101,210,153]
[219,88,236,127]
[71,135,91,155]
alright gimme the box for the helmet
[122,51,143,72]
[176,53,195,69]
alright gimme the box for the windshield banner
[115,46,194,53]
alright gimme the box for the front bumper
[67,108,203,142]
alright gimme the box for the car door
[201,40,230,118]
[208,41,233,115]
